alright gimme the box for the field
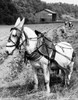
[0,22,78,100]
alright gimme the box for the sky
[41,0,78,5]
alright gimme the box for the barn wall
[35,10,56,23]
[52,14,57,21]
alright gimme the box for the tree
[0,0,19,24]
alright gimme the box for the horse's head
[35,30,53,56]
[35,30,44,46]
[6,17,26,55]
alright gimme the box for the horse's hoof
[46,89,50,94]
[33,89,38,93]
[34,85,38,91]
[45,91,51,97]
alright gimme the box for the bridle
[6,27,28,55]
[6,26,46,56]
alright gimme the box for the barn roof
[35,9,56,14]
[45,9,56,14]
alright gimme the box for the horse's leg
[33,67,38,90]
[43,64,50,93]
[40,57,50,93]
[67,62,74,85]
[61,69,66,87]
[62,62,74,87]
[31,62,39,91]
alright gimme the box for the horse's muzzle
[5,51,10,57]
[6,50,9,55]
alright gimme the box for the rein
[41,42,72,61]
[37,35,73,61]
[23,31,72,62]
[23,32,52,61]
[7,27,73,62]
[30,34,54,61]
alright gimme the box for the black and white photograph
[0,0,78,100]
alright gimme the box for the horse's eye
[12,34,17,37]
[8,38,10,42]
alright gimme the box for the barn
[34,9,57,23]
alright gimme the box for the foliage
[12,0,45,23]
[0,0,78,24]
[0,0,19,24]
[47,3,78,19]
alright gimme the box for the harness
[7,27,75,65]
[6,27,27,55]
[24,32,56,62]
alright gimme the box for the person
[64,21,73,29]
[64,21,69,28]
[69,21,73,29]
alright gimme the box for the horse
[5,17,75,93]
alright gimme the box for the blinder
[6,26,29,55]
[10,27,21,32]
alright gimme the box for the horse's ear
[14,17,21,27]
[35,30,42,36]
[18,17,25,28]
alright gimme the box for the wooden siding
[35,10,57,23]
